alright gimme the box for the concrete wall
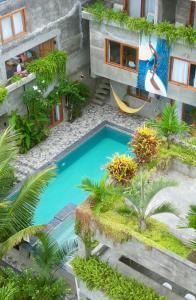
[84,13,196,111]
[0,0,93,118]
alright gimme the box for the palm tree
[0,127,56,258]
[79,175,123,214]
[0,284,16,300]
[123,172,178,231]
[146,104,189,148]
[33,232,78,278]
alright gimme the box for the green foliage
[186,205,196,230]
[85,1,196,46]
[146,104,189,148]
[72,256,166,300]
[185,137,196,147]
[160,143,196,166]
[79,175,122,213]
[0,85,7,104]
[10,74,22,84]
[123,171,178,231]
[33,232,77,278]
[0,128,56,257]
[0,267,69,300]
[26,50,67,86]
[9,112,49,153]
[58,80,90,122]
[96,211,191,257]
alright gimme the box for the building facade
[0,0,92,128]
[83,0,196,123]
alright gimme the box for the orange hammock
[111,86,145,114]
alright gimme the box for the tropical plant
[186,205,196,230]
[0,85,7,104]
[106,154,137,184]
[72,256,166,300]
[10,74,22,84]
[85,1,196,46]
[0,267,69,300]
[33,232,77,278]
[58,80,90,122]
[123,172,178,231]
[0,127,56,258]
[131,126,160,165]
[26,49,67,86]
[79,175,122,213]
[146,104,189,148]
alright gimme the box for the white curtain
[13,12,24,34]
[55,105,61,121]
[171,58,188,84]
[129,0,141,17]
[145,0,155,16]
[194,68,196,88]
[2,17,13,40]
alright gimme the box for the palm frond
[0,156,15,199]
[0,225,45,258]
[145,177,177,210]
[0,127,18,164]
[187,205,196,230]
[9,166,56,231]
[149,202,179,217]
[0,284,17,300]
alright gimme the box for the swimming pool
[34,125,133,226]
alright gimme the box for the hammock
[111,86,145,114]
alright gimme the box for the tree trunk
[139,218,146,231]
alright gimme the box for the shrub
[106,154,137,184]
[0,267,69,300]
[72,256,166,300]
[131,127,159,165]
[0,85,7,104]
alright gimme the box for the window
[170,57,196,89]
[0,8,26,43]
[189,1,196,29]
[127,86,150,101]
[125,0,155,20]
[105,39,138,72]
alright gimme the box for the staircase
[92,78,110,106]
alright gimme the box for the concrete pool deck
[14,103,145,181]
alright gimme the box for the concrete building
[0,0,92,128]
[82,0,196,122]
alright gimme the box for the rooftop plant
[26,49,67,87]
[106,154,138,185]
[0,85,7,104]
[123,171,178,231]
[72,256,166,300]
[146,104,189,149]
[85,1,196,46]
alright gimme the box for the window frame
[127,86,151,102]
[189,1,196,28]
[124,0,146,18]
[105,39,139,73]
[0,7,27,44]
[169,56,196,91]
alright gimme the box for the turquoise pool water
[34,126,133,225]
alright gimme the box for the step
[95,93,106,100]
[92,99,105,106]
[99,83,110,89]
[96,88,109,95]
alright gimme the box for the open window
[0,8,26,43]
[124,0,155,21]
[105,39,138,72]
[170,57,196,89]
